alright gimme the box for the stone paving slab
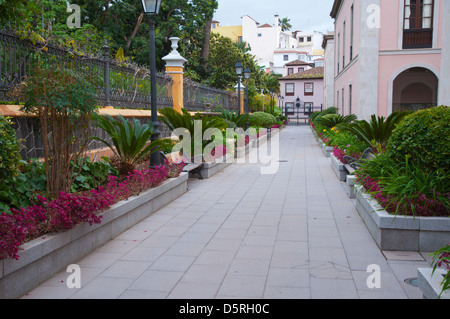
[22,125,433,299]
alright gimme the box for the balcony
[403,28,433,49]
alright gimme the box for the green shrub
[387,106,449,172]
[338,111,411,152]
[0,159,47,213]
[0,115,21,181]
[249,112,278,128]
[92,114,171,175]
[316,114,357,128]
[71,157,119,192]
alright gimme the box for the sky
[213,0,335,33]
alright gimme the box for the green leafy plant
[248,112,278,128]
[338,111,411,152]
[158,107,228,160]
[0,159,47,213]
[218,109,250,129]
[91,114,169,175]
[310,106,338,123]
[315,113,357,128]
[430,244,450,298]
[15,67,98,199]
[387,106,450,172]
[357,153,449,216]
[0,115,21,182]
[71,157,119,192]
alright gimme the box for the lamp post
[269,89,275,114]
[243,68,251,114]
[141,0,162,167]
[243,67,251,130]
[234,60,244,115]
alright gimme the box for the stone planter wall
[0,173,188,299]
[330,154,347,181]
[418,268,450,299]
[199,154,234,179]
[355,185,450,251]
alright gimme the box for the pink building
[329,0,450,119]
[279,67,324,121]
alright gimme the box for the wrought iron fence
[183,78,238,112]
[0,30,240,112]
[0,30,173,109]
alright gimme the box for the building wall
[323,37,335,109]
[378,0,444,115]
[330,0,447,119]
[211,25,243,43]
[280,78,324,108]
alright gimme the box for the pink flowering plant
[0,162,185,260]
[430,244,450,298]
[356,153,449,217]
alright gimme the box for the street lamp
[243,67,251,114]
[141,0,162,167]
[269,89,275,114]
[234,60,244,115]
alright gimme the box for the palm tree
[279,17,292,32]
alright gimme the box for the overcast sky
[213,0,335,33]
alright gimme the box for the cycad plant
[158,107,228,160]
[315,114,357,128]
[91,114,169,175]
[338,111,410,152]
[218,109,250,129]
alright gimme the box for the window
[283,55,289,61]
[349,84,353,115]
[350,5,354,60]
[337,33,340,73]
[288,68,294,75]
[299,37,304,42]
[298,67,304,73]
[304,82,314,96]
[285,83,295,96]
[285,102,294,114]
[343,21,346,67]
[304,102,313,113]
[258,33,262,37]
[307,36,312,42]
[403,0,434,49]
[342,88,345,115]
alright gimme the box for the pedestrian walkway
[22,125,432,299]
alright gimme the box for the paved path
[23,125,432,299]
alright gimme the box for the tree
[279,17,292,32]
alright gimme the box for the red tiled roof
[280,67,324,80]
[285,59,314,67]
[258,23,272,28]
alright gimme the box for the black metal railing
[183,79,238,112]
[403,28,433,49]
[0,30,174,109]
[0,30,238,111]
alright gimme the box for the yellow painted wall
[211,25,243,42]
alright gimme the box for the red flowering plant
[356,153,450,217]
[0,162,186,260]
[430,244,450,298]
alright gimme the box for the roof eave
[330,0,343,19]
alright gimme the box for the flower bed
[0,167,188,299]
[355,184,450,251]
[0,163,185,261]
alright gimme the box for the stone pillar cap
[162,37,187,68]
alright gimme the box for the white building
[214,14,326,74]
